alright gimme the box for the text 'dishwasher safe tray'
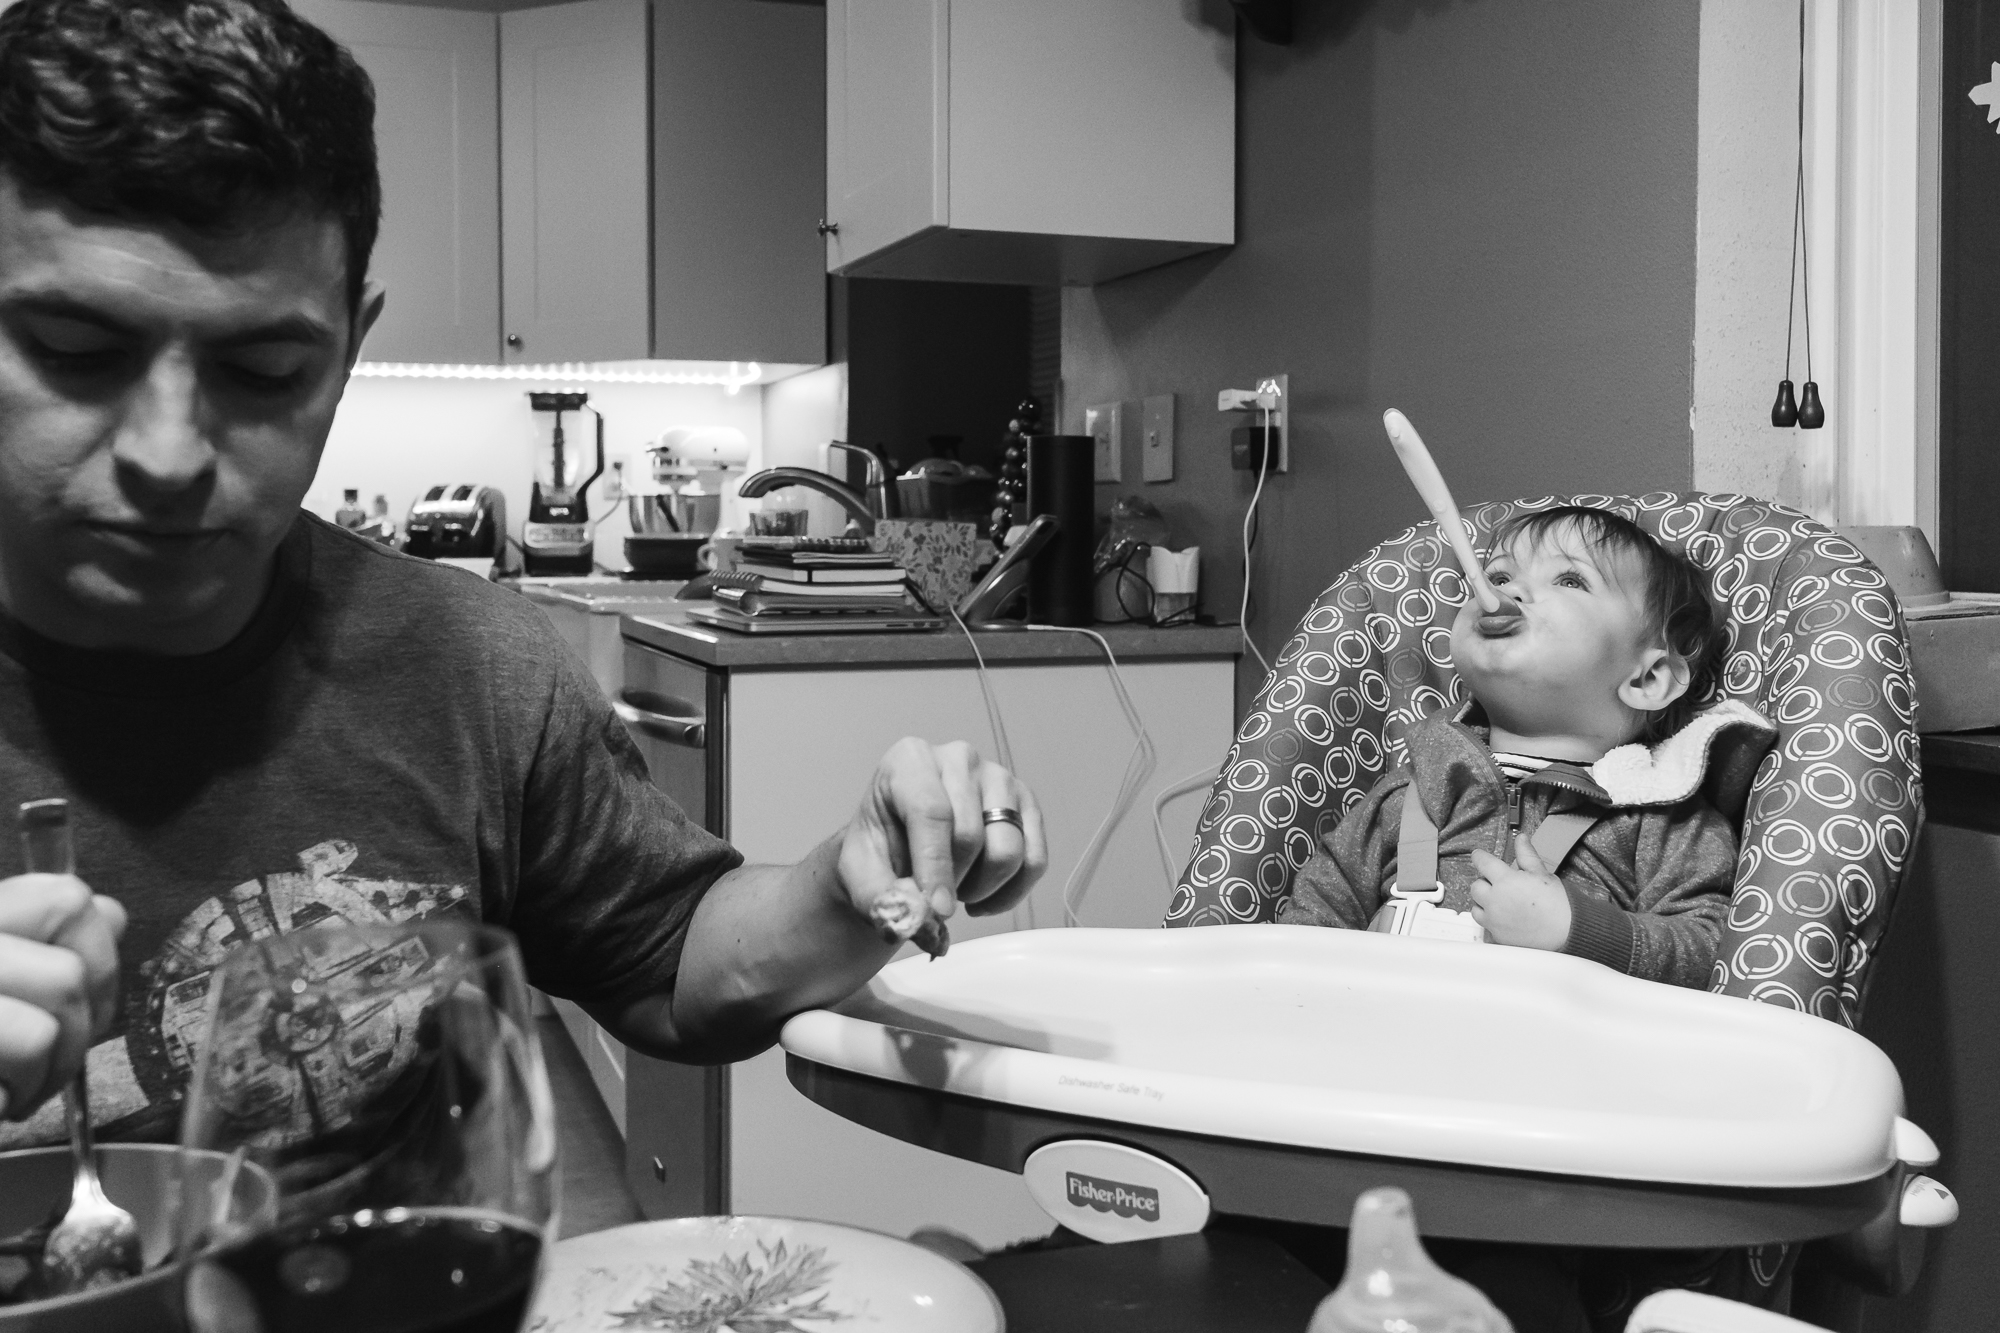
[780,925,1906,1192]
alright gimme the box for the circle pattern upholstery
[1164,493,1923,1030]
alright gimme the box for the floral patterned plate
[527,1215,1005,1333]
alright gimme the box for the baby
[1279,506,1771,987]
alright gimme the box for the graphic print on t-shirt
[0,838,473,1150]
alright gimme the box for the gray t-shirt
[0,513,740,1146]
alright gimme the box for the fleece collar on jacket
[1428,698,1778,816]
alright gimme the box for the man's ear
[1619,646,1690,714]
[345,279,387,372]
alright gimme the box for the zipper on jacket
[1505,781,1523,843]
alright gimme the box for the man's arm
[595,738,1046,1063]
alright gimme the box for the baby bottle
[1307,1187,1513,1333]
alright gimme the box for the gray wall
[1063,0,1700,705]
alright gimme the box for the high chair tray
[780,926,1906,1247]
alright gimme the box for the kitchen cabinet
[297,0,822,365]
[652,0,826,364]
[499,0,650,363]
[824,0,1236,286]
[291,0,500,364]
[609,613,1240,1247]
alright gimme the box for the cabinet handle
[651,1156,667,1183]
[506,333,523,349]
[817,219,839,236]
[614,691,707,748]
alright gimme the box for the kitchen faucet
[737,442,896,535]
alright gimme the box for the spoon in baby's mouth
[1380,409,1523,628]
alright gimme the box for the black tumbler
[1026,434,1095,626]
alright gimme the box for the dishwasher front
[609,637,729,1220]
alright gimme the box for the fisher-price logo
[1064,1171,1160,1221]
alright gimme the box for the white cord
[947,604,1015,772]
[1239,404,1273,677]
[1023,625,1156,927]
[947,607,1031,928]
[1153,763,1222,890]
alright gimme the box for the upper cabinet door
[500,0,651,364]
[826,0,1234,286]
[824,0,948,276]
[294,0,501,364]
[652,0,825,366]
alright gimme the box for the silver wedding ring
[982,807,1023,829]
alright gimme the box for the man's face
[0,174,377,653]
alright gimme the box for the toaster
[402,484,506,560]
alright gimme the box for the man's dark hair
[1490,505,1727,742]
[0,0,379,312]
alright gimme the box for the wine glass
[176,920,558,1333]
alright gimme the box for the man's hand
[0,874,126,1119]
[648,738,1048,1062]
[837,738,1047,938]
[1468,834,1571,951]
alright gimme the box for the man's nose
[112,353,217,499]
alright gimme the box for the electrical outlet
[1142,394,1175,482]
[1086,402,1124,483]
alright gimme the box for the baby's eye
[1487,570,1511,586]
[1555,572,1589,590]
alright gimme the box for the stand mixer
[628,427,751,537]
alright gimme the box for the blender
[524,391,604,576]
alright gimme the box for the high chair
[1164,491,1948,1322]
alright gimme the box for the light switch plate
[1086,402,1124,483]
[1142,394,1175,482]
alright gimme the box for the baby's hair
[1488,506,1725,742]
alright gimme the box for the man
[0,0,1044,1144]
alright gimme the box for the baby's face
[1450,526,1656,743]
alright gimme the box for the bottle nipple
[1307,1188,1513,1333]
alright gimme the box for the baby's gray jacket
[1277,701,1774,988]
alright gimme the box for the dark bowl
[0,1144,276,1332]
[624,534,710,578]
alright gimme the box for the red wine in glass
[207,1207,542,1333]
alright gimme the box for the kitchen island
[529,590,1241,1249]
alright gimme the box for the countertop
[619,604,1242,669]
[1921,731,2000,775]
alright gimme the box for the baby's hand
[1468,834,1572,951]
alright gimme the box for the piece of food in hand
[868,881,950,959]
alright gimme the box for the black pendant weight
[1771,380,1799,428]
[1797,381,1825,430]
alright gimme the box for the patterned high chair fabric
[1166,492,1922,1029]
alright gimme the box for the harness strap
[1392,789,1598,899]
[1528,810,1597,874]
[1392,788,1444,901]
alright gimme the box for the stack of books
[687,538,943,634]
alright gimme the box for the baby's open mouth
[1476,607,1525,637]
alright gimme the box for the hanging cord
[1795,0,1814,385]
[1782,0,1816,388]
[1239,403,1274,677]
[946,603,1015,773]
[1021,625,1157,927]
[1152,763,1221,890]
[939,596,1033,927]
